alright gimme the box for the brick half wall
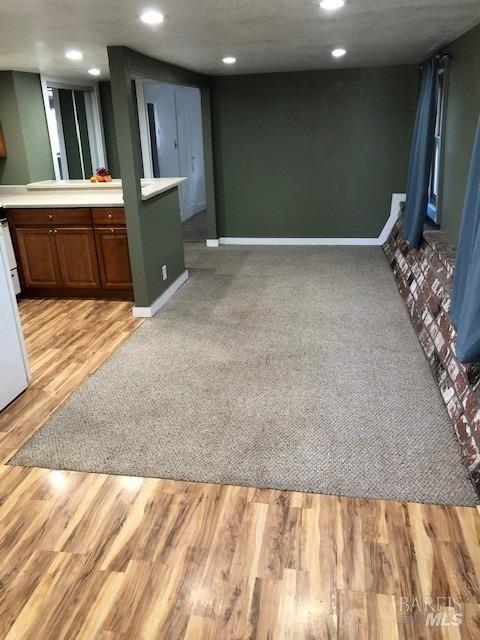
[384,218,480,496]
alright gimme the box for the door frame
[107,46,218,309]
[135,78,207,222]
[135,78,155,180]
[136,78,187,217]
[146,103,161,178]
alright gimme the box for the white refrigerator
[0,220,29,410]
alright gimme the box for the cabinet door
[54,227,100,289]
[94,227,133,289]
[15,227,62,288]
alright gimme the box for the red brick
[454,371,468,399]
[463,436,480,470]
[454,414,471,446]
[440,379,455,404]
[464,391,479,422]
[471,410,480,439]
[384,224,480,495]
[446,395,463,422]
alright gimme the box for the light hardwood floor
[0,298,480,639]
[0,298,141,465]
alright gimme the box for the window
[41,78,106,180]
[427,60,447,224]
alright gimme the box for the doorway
[138,81,207,243]
[42,79,106,181]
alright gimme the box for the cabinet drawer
[92,207,126,226]
[8,208,92,226]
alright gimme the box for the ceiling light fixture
[88,68,101,76]
[65,50,83,61]
[320,0,345,9]
[140,9,164,25]
[331,48,347,58]
[222,56,237,64]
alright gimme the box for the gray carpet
[11,244,478,506]
[182,210,207,242]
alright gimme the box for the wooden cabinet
[95,227,132,289]
[55,228,100,289]
[92,208,126,226]
[7,207,132,299]
[9,208,91,226]
[15,227,62,288]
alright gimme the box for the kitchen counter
[0,178,186,209]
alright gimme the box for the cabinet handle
[54,229,57,233]
[110,228,115,233]
[48,214,53,220]
[48,229,53,234]
[108,213,112,219]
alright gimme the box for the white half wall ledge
[132,270,189,318]
[208,193,405,247]
[206,239,219,247]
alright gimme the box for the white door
[0,233,29,410]
[176,88,196,221]
[141,82,206,222]
[175,86,206,221]
[145,84,180,178]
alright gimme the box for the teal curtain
[451,118,480,363]
[404,58,438,247]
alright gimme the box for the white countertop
[27,179,125,190]
[0,178,186,209]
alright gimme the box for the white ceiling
[0,0,479,80]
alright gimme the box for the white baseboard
[219,237,380,246]
[378,193,405,244]
[132,270,189,318]
[208,194,405,247]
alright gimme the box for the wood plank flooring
[0,298,480,638]
[0,298,141,464]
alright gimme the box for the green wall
[107,46,217,307]
[0,71,54,184]
[440,23,480,247]
[211,66,418,238]
[99,82,121,178]
[0,72,28,184]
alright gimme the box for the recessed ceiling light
[140,9,164,25]
[223,56,237,64]
[88,68,101,76]
[320,0,345,9]
[65,50,83,61]
[332,48,347,58]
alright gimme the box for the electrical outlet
[162,265,168,281]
